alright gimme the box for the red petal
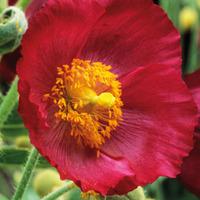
[179,70,200,197]
[101,64,197,189]
[18,0,104,92]
[17,0,194,195]
[17,0,105,120]
[18,81,136,195]
[179,135,200,197]
[18,1,133,195]
[26,0,47,18]
[80,0,181,76]
[31,124,136,195]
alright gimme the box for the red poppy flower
[179,70,200,197]
[0,0,47,83]
[17,0,197,195]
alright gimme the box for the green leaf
[0,77,18,127]
[0,104,28,137]
[0,147,50,167]
[160,0,181,28]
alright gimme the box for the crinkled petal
[17,0,105,109]
[179,69,200,197]
[18,80,136,195]
[26,0,48,18]
[80,0,181,76]
[17,0,194,196]
[31,125,136,195]
[17,1,137,195]
[101,64,197,188]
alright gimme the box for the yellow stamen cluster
[43,59,123,150]
[81,190,100,200]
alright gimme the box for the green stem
[16,0,31,10]
[0,76,18,128]
[41,182,75,200]
[12,148,39,200]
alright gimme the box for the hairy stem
[12,148,39,200]
[0,76,18,128]
[42,182,75,200]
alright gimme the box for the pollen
[43,59,123,150]
[81,190,99,200]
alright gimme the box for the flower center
[43,59,123,150]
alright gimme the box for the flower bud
[127,187,145,200]
[0,6,28,55]
[33,169,64,197]
[105,187,146,200]
[179,7,198,31]
[15,136,31,149]
[145,198,155,200]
